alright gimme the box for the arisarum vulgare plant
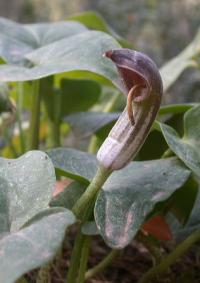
[1,13,200,283]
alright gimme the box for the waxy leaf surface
[0,150,55,231]
[0,18,120,88]
[95,158,190,248]
[0,208,75,283]
[47,148,190,248]
[0,17,87,63]
[48,148,98,183]
[0,150,75,282]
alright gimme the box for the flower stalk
[28,80,41,150]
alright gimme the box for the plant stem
[48,119,60,148]
[48,90,62,148]
[67,203,95,283]
[66,229,85,283]
[28,80,40,150]
[67,166,111,282]
[77,236,91,283]
[85,249,120,281]
[138,229,200,283]
[72,166,112,218]
[17,82,26,153]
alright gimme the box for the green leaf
[0,30,120,88]
[94,157,190,248]
[0,17,87,63]
[67,11,132,47]
[25,21,87,46]
[47,148,98,183]
[0,18,35,63]
[160,28,200,92]
[50,181,86,209]
[65,112,120,139]
[0,207,75,283]
[0,150,75,282]
[0,18,120,89]
[160,105,200,177]
[0,150,55,231]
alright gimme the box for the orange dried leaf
[141,215,172,241]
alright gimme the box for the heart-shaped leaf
[0,17,87,63]
[94,158,190,248]
[0,207,75,283]
[0,30,120,87]
[160,105,200,177]
[47,148,98,183]
[0,150,55,231]
[0,150,76,282]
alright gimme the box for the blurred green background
[0,0,200,103]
